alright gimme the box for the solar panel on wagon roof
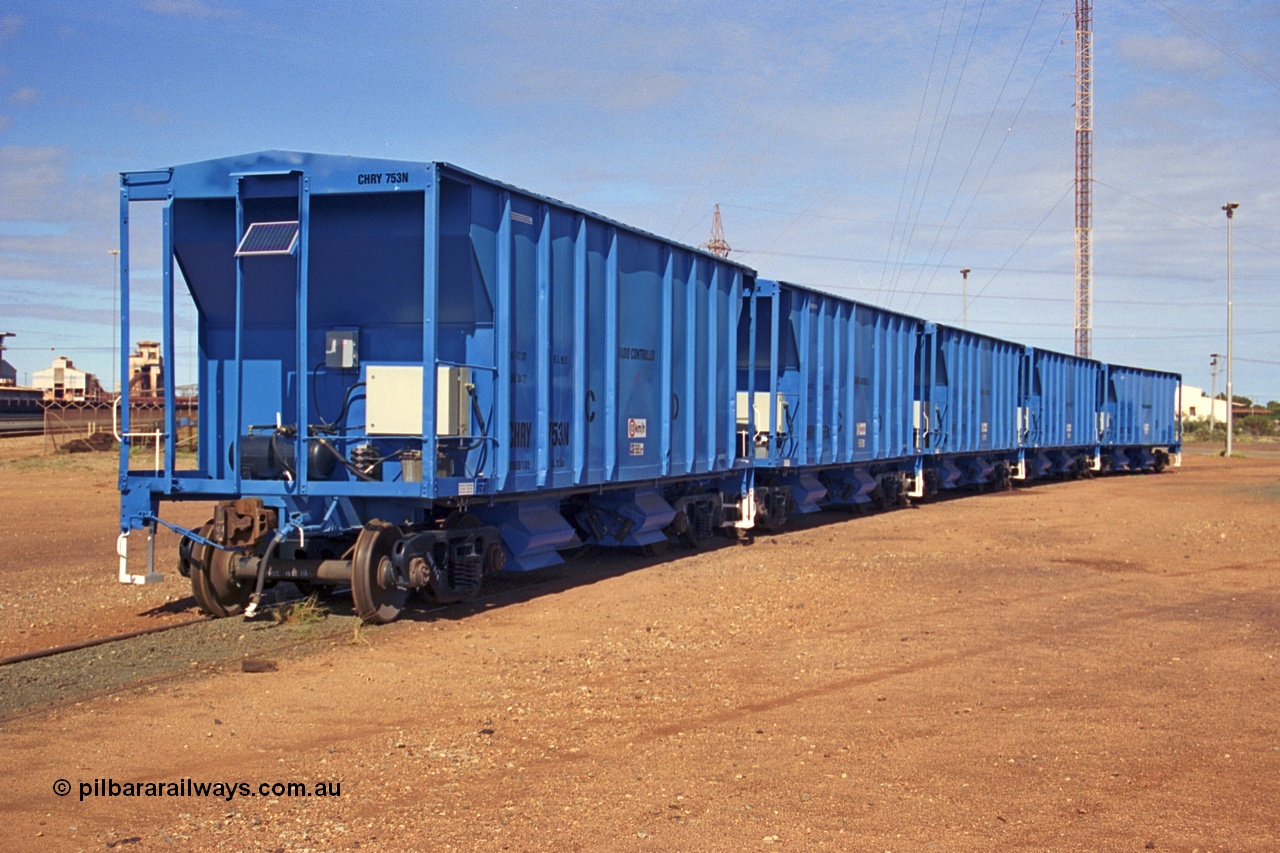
[235,220,299,257]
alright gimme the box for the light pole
[109,249,120,395]
[1222,203,1238,457]
[1209,352,1220,431]
[960,268,971,330]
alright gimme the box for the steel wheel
[191,533,252,618]
[677,504,712,549]
[178,520,213,579]
[351,520,406,624]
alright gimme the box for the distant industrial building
[129,340,164,399]
[0,384,43,415]
[1180,385,1229,423]
[0,331,16,386]
[33,355,107,403]
[0,333,47,434]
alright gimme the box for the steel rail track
[0,617,210,667]
[0,570,603,724]
[0,428,45,439]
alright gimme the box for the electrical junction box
[365,366,421,436]
[364,365,471,437]
[325,330,359,369]
[735,392,788,433]
[435,366,471,437]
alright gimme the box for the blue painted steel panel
[853,303,917,462]
[742,281,919,469]
[614,232,665,480]
[1024,348,1100,449]
[120,151,752,523]
[1102,364,1181,448]
[472,497,579,571]
[924,324,1021,455]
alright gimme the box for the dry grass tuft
[271,594,325,630]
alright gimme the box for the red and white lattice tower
[700,204,732,259]
[1074,0,1093,358]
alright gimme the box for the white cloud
[0,14,21,41]
[130,103,171,126]
[0,145,131,381]
[1116,34,1222,77]
[0,146,70,220]
[0,146,117,284]
[7,86,37,106]
[140,0,239,20]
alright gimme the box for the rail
[0,617,208,667]
[0,421,44,439]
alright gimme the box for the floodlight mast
[1209,353,1220,431]
[1222,202,1239,458]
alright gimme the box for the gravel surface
[1,442,1278,851]
[0,608,354,718]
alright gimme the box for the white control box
[365,366,423,436]
[364,365,471,437]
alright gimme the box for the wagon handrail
[113,395,168,473]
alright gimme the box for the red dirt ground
[2,441,1278,851]
[0,441,211,660]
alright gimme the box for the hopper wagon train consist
[114,152,1181,623]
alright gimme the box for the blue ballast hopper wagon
[114,151,1182,624]
[1100,364,1182,472]
[738,280,921,515]
[116,151,757,622]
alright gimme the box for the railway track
[0,617,210,667]
[0,583,347,672]
[0,553,665,722]
[0,425,44,439]
[8,531,1251,726]
[0,598,354,723]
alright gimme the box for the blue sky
[1,0,1277,401]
